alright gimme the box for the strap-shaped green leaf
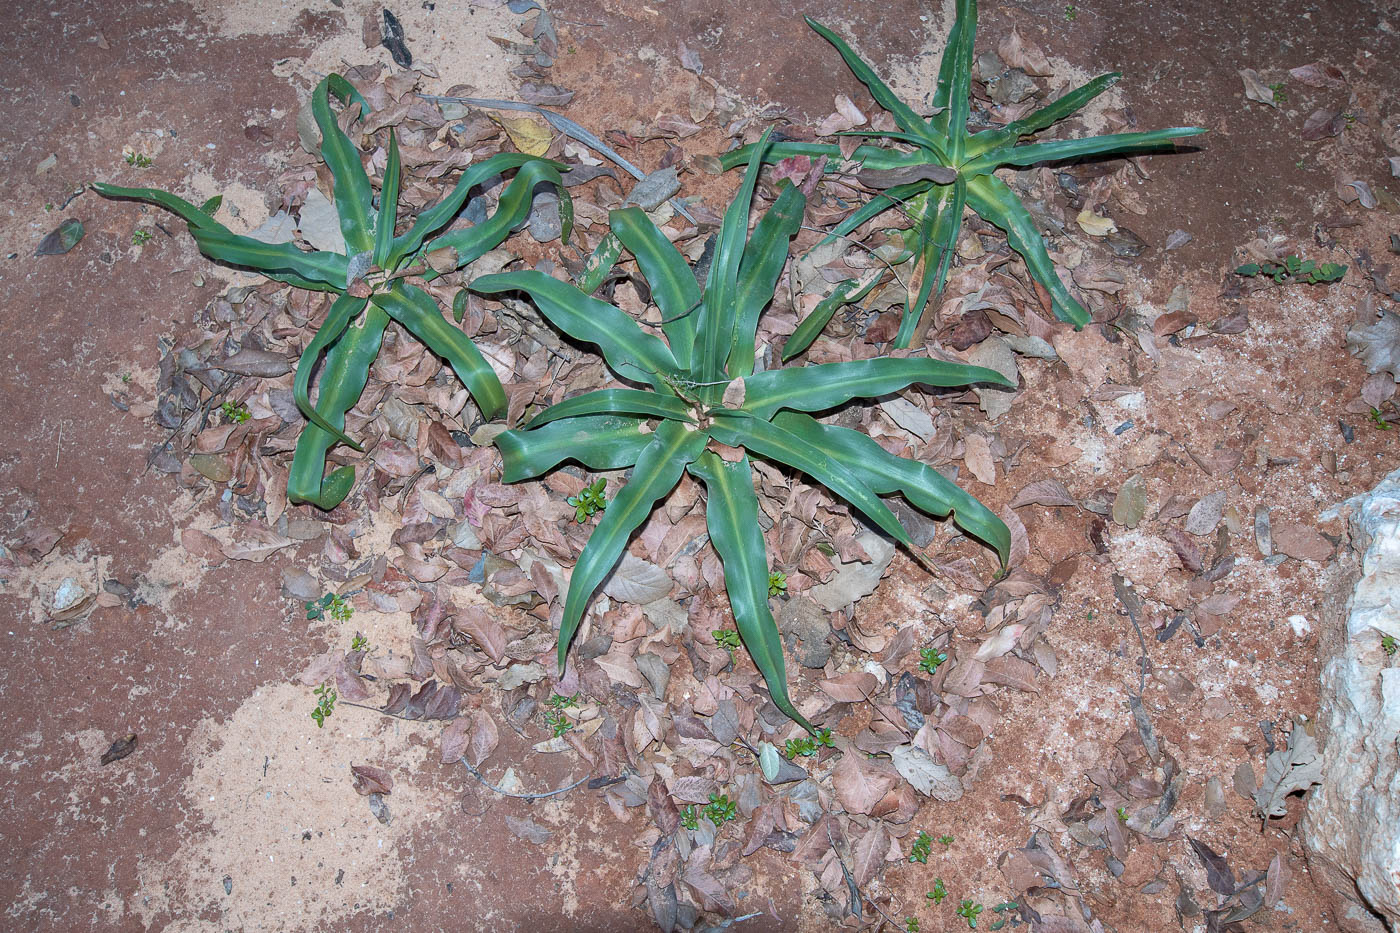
[389,152,543,264]
[373,129,401,269]
[966,174,1090,328]
[91,182,225,232]
[419,159,572,276]
[707,411,911,548]
[496,415,651,483]
[524,388,695,429]
[611,206,701,370]
[372,283,506,419]
[781,275,881,361]
[966,73,1121,157]
[818,179,929,247]
[187,225,349,286]
[807,18,946,155]
[894,175,965,348]
[943,0,978,162]
[287,305,391,509]
[773,412,1009,566]
[740,355,1009,420]
[964,127,1207,176]
[313,74,375,254]
[930,0,974,135]
[472,270,681,391]
[694,128,772,398]
[729,183,805,378]
[689,451,815,733]
[576,231,623,295]
[294,292,368,450]
[558,420,706,671]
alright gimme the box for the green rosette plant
[721,0,1205,348]
[94,74,572,509]
[473,132,1011,731]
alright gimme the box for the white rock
[51,578,86,613]
[1303,468,1400,932]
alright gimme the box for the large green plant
[720,0,1206,348]
[473,133,1011,731]
[94,74,571,509]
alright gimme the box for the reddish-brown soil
[1,0,1396,931]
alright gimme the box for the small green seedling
[546,692,580,709]
[311,683,337,728]
[221,400,251,424]
[938,834,955,846]
[567,477,608,523]
[910,830,933,863]
[350,633,369,652]
[132,229,153,246]
[919,647,948,673]
[122,147,153,168]
[703,792,737,825]
[1268,81,1287,104]
[928,878,948,904]
[1235,255,1345,285]
[713,628,742,655]
[784,727,834,759]
[957,900,984,928]
[1116,806,1129,822]
[1369,408,1392,431]
[305,592,352,622]
[543,709,572,737]
[1383,634,1397,656]
[680,805,699,830]
[768,571,787,597]
[1064,4,1077,20]
[905,917,920,932]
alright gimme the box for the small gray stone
[280,567,320,600]
[635,651,669,699]
[625,167,680,211]
[527,191,563,243]
[777,596,832,668]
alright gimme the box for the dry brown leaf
[1272,523,1334,562]
[350,763,393,796]
[818,671,878,702]
[963,433,997,486]
[833,752,898,815]
[1010,479,1076,509]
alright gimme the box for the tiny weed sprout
[350,633,368,652]
[1235,254,1345,285]
[220,400,250,424]
[910,830,933,863]
[131,229,153,246]
[122,146,153,168]
[478,131,1009,731]
[1064,4,1077,20]
[546,692,581,709]
[957,900,984,928]
[1369,408,1392,431]
[310,683,337,728]
[680,806,699,831]
[567,477,608,523]
[938,834,955,846]
[543,709,572,737]
[905,917,920,932]
[96,74,571,510]
[305,592,352,622]
[1116,805,1129,822]
[713,629,742,656]
[928,878,948,904]
[1383,634,1397,656]
[720,0,1204,347]
[784,727,834,758]
[919,647,948,673]
[767,571,788,597]
[703,793,737,825]
[1268,81,1287,104]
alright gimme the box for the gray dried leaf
[1238,69,1276,107]
[505,815,553,844]
[1301,109,1344,140]
[298,187,345,253]
[209,348,293,377]
[1185,490,1227,536]
[602,554,672,604]
[1111,474,1147,528]
[857,164,957,188]
[1010,479,1076,509]
[890,743,963,801]
[1339,180,1377,209]
[1347,308,1400,380]
[519,82,575,107]
[245,210,297,244]
[1288,61,1345,88]
[1253,722,1323,819]
[625,167,680,211]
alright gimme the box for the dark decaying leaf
[1301,109,1344,140]
[380,9,412,68]
[351,763,393,796]
[100,733,138,766]
[35,218,85,256]
[1188,836,1236,896]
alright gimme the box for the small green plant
[767,570,787,597]
[720,2,1204,347]
[1369,407,1392,431]
[703,792,737,826]
[905,917,920,932]
[784,727,834,758]
[1116,806,1129,822]
[938,834,955,846]
[546,692,580,709]
[543,708,573,737]
[713,628,742,661]
[928,878,948,904]
[305,592,352,622]
[1064,4,1076,20]
[477,132,1010,731]
[1268,81,1287,104]
[679,805,699,830]
[221,400,251,423]
[910,830,933,863]
[121,372,132,384]
[310,683,337,728]
[131,229,154,246]
[567,477,608,523]
[1235,254,1345,285]
[122,147,153,168]
[350,633,368,652]
[957,900,984,928]
[919,647,948,673]
[96,75,571,510]
[1383,634,1397,656]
